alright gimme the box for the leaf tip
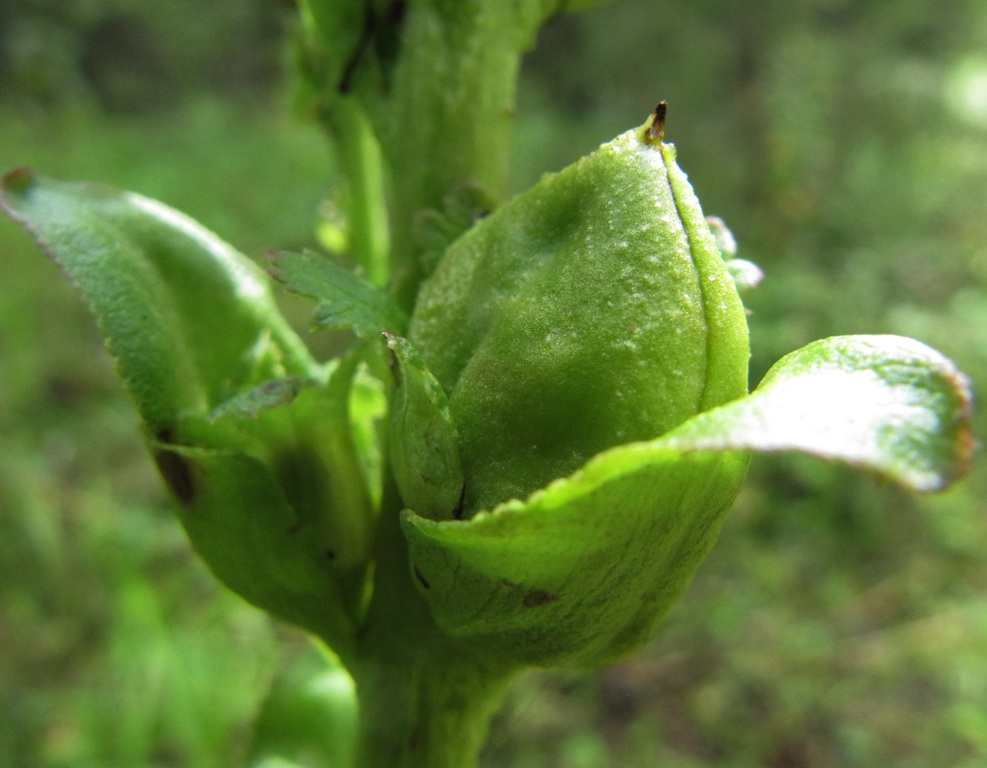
[2,165,34,190]
[645,102,667,144]
[1,167,36,208]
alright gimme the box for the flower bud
[408,112,750,515]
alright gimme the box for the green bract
[407,117,750,516]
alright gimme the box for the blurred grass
[2,1,987,767]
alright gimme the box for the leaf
[184,356,378,573]
[150,439,357,651]
[0,168,317,433]
[402,447,750,667]
[385,334,465,521]
[401,334,973,666]
[662,334,974,492]
[209,377,306,421]
[270,249,407,337]
[1,170,375,641]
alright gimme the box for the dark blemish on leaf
[153,448,195,506]
[501,579,519,589]
[414,565,431,589]
[452,482,466,519]
[325,549,337,560]
[523,589,559,608]
[1,166,34,196]
[646,101,667,144]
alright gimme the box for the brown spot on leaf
[523,589,559,608]
[414,565,431,590]
[452,482,466,519]
[153,448,195,506]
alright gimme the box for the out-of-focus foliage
[1,0,984,766]
[0,0,287,113]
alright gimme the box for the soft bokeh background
[2,1,985,766]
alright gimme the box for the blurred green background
[1,1,985,766]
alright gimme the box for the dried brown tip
[646,102,667,144]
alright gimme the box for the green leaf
[0,168,317,433]
[663,334,975,492]
[401,334,973,666]
[1,170,376,642]
[385,334,465,521]
[247,646,358,768]
[184,356,378,574]
[150,439,357,650]
[270,249,407,337]
[402,447,750,667]
[209,377,306,421]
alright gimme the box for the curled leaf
[150,439,357,650]
[0,169,317,431]
[403,447,749,667]
[663,334,975,492]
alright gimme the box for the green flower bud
[408,109,750,516]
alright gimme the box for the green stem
[350,477,520,768]
[373,0,548,311]
[325,95,390,287]
[351,643,516,768]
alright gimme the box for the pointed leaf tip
[1,166,34,197]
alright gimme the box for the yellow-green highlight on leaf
[247,645,358,768]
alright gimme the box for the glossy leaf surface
[0,169,317,431]
[664,334,975,492]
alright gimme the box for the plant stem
[370,0,549,311]
[324,95,390,287]
[351,642,516,768]
[350,478,519,768]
